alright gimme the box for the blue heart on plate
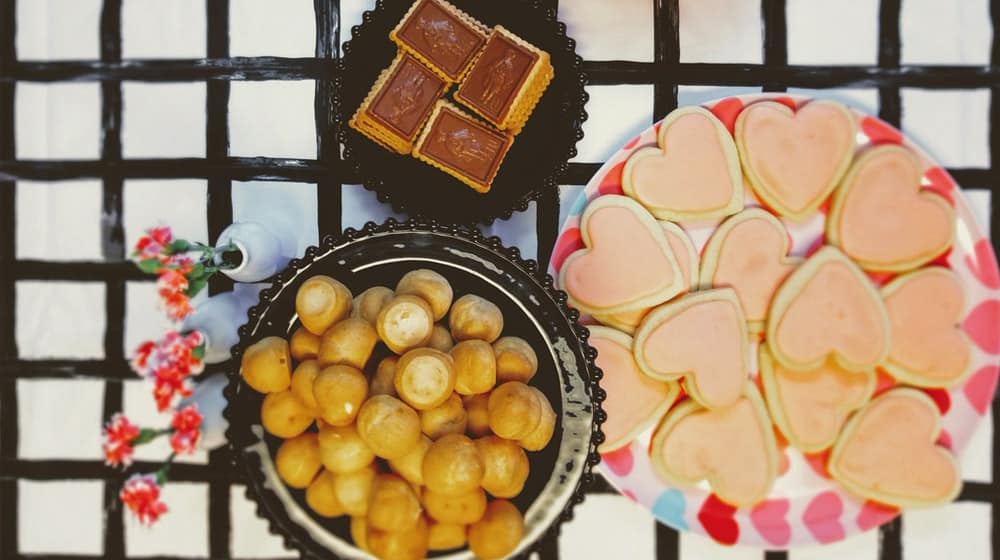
[652,488,688,530]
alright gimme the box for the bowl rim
[223,218,607,559]
[337,0,590,226]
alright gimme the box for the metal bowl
[224,219,604,559]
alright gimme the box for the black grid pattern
[1,0,999,559]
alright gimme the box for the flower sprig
[132,226,238,321]
[132,330,206,412]
[102,405,204,526]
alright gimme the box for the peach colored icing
[564,206,676,309]
[833,392,958,502]
[710,217,796,322]
[741,102,855,213]
[769,358,870,449]
[602,224,694,328]
[774,260,886,368]
[884,270,969,382]
[642,299,745,408]
[836,148,953,265]
[591,334,674,447]
[631,112,737,212]
[657,398,772,506]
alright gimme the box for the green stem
[155,453,177,486]
[132,427,172,446]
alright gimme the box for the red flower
[102,413,141,468]
[163,291,193,321]
[130,340,156,374]
[134,226,173,262]
[157,269,193,320]
[152,365,194,412]
[120,474,169,526]
[169,404,203,455]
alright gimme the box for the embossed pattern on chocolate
[458,33,537,121]
[370,54,447,138]
[391,0,488,81]
[414,101,513,193]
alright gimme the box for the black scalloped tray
[338,0,588,225]
[224,220,605,559]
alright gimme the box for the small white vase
[181,284,264,364]
[214,222,290,283]
[179,373,228,451]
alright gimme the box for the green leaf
[135,258,163,274]
[166,239,191,254]
[187,275,209,298]
[191,343,206,360]
[132,428,162,446]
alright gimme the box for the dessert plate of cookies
[550,94,1000,547]
[341,0,587,224]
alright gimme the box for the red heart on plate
[698,494,740,545]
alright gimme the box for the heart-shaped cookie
[759,344,875,453]
[767,246,890,372]
[589,326,680,452]
[560,195,684,314]
[736,100,856,221]
[622,106,743,221]
[700,208,803,331]
[650,383,778,507]
[828,145,955,272]
[594,221,698,334]
[634,288,748,409]
[881,267,971,387]
[829,388,961,507]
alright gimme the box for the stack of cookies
[349,0,554,193]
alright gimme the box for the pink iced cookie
[700,208,802,331]
[560,195,684,315]
[828,145,954,272]
[589,326,679,453]
[634,288,749,410]
[881,267,971,387]
[623,106,743,221]
[736,100,856,221]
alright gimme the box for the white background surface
[9,0,996,558]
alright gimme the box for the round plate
[225,220,604,559]
[339,0,587,225]
[548,94,1000,547]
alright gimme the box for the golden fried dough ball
[450,339,497,395]
[476,435,530,498]
[377,295,435,355]
[318,317,378,370]
[350,516,369,551]
[334,462,377,516]
[305,469,345,517]
[241,336,292,393]
[468,499,524,559]
[449,295,504,343]
[313,365,368,427]
[275,433,322,488]
[289,327,321,361]
[296,275,352,335]
[371,356,399,397]
[420,394,468,440]
[318,424,375,474]
[261,390,314,438]
[463,393,491,437]
[356,395,421,460]
[493,336,538,383]
[422,434,484,497]
[426,324,455,353]
[289,360,322,415]
[368,474,423,532]
[395,269,454,321]
[422,487,486,525]
[366,515,429,560]
[388,435,431,486]
[487,382,541,440]
[428,521,466,551]
[352,286,394,325]
[519,387,556,451]
[394,348,456,410]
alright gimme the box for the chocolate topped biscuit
[454,26,553,135]
[413,101,513,193]
[349,53,449,154]
[390,0,489,82]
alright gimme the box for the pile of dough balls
[240,269,556,560]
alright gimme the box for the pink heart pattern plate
[549,94,1000,547]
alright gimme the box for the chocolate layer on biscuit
[367,53,448,141]
[418,103,511,186]
[394,0,487,80]
[455,29,540,123]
